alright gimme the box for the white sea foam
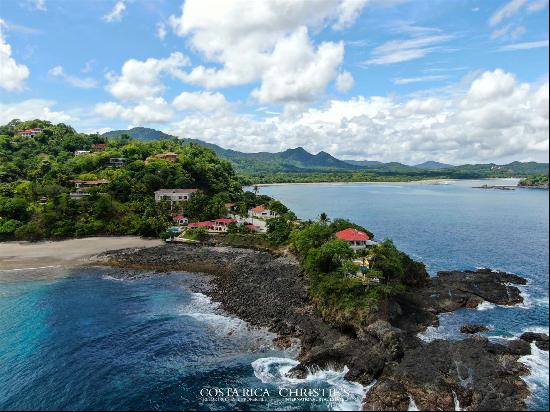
[452,390,461,411]
[476,301,497,311]
[519,343,549,408]
[408,395,419,411]
[251,357,369,411]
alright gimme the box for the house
[224,202,236,212]
[173,215,189,225]
[72,179,110,189]
[155,189,197,203]
[17,128,43,137]
[91,143,106,151]
[187,221,214,230]
[335,228,373,250]
[74,150,90,156]
[248,205,277,219]
[245,223,261,232]
[109,157,127,167]
[152,152,178,162]
[69,192,90,200]
[212,218,236,232]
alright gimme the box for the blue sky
[0,0,548,164]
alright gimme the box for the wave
[519,343,550,409]
[251,357,369,411]
[0,265,62,272]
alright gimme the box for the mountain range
[102,127,549,177]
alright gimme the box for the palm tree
[319,212,329,224]
[253,185,259,196]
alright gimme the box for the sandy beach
[0,237,162,272]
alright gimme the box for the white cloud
[0,99,75,124]
[0,20,30,92]
[165,69,549,164]
[33,0,47,11]
[172,91,228,112]
[489,0,529,26]
[168,0,367,103]
[103,1,126,23]
[528,0,549,11]
[105,52,190,100]
[156,22,167,40]
[364,34,454,65]
[335,71,355,92]
[499,39,549,50]
[94,97,173,124]
[393,75,448,85]
[48,65,98,88]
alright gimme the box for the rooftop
[155,188,198,194]
[335,228,370,242]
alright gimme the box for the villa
[17,128,43,137]
[154,188,198,203]
[74,150,91,156]
[109,157,127,167]
[335,228,375,250]
[72,179,110,189]
[248,205,277,219]
[91,143,106,151]
[151,153,178,162]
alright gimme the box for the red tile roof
[187,221,213,228]
[250,205,267,213]
[173,215,187,221]
[335,228,370,241]
[214,218,236,224]
[155,188,198,194]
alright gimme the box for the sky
[0,0,548,165]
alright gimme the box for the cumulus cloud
[103,1,126,23]
[335,71,355,92]
[364,34,454,65]
[0,99,75,124]
[0,20,30,92]
[164,69,549,164]
[172,91,228,112]
[168,0,366,103]
[105,52,190,100]
[94,97,173,124]
[156,22,167,40]
[48,65,98,88]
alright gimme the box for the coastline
[0,236,162,272]
[254,177,521,187]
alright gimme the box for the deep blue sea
[0,179,548,411]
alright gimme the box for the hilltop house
[74,150,91,156]
[155,188,198,203]
[149,153,178,163]
[335,228,374,250]
[109,157,127,167]
[17,128,43,137]
[248,205,277,219]
[72,179,110,189]
[186,218,237,233]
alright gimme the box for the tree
[290,222,334,258]
[266,217,292,245]
[307,239,353,273]
[319,212,329,224]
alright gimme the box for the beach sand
[0,237,162,272]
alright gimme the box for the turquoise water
[1,179,548,410]
[260,179,549,410]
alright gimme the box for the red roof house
[335,228,371,250]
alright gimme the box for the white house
[74,150,90,156]
[173,215,189,225]
[154,189,198,203]
[335,228,376,250]
[248,205,277,219]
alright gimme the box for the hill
[103,127,175,141]
[414,161,454,170]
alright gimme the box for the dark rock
[506,339,532,356]
[520,331,549,343]
[536,340,549,351]
[460,324,489,334]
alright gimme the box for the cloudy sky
[0,0,548,164]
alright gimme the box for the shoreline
[254,177,521,187]
[0,236,162,272]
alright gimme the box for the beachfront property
[248,205,277,219]
[72,179,110,189]
[187,218,237,233]
[335,228,375,250]
[16,128,43,137]
[154,188,198,203]
[173,215,189,225]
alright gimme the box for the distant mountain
[414,161,454,170]
[101,127,549,177]
[103,127,175,141]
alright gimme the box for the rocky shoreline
[96,244,542,411]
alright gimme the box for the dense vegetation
[105,127,549,183]
[518,174,549,188]
[0,119,251,240]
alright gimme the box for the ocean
[0,179,548,411]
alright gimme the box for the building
[335,228,373,250]
[91,143,107,151]
[248,205,277,219]
[109,157,127,167]
[74,150,91,156]
[155,189,198,203]
[152,153,178,162]
[69,192,90,200]
[187,218,236,233]
[17,128,43,137]
[72,179,110,189]
[187,221,214,230]
[173,215,189,225]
